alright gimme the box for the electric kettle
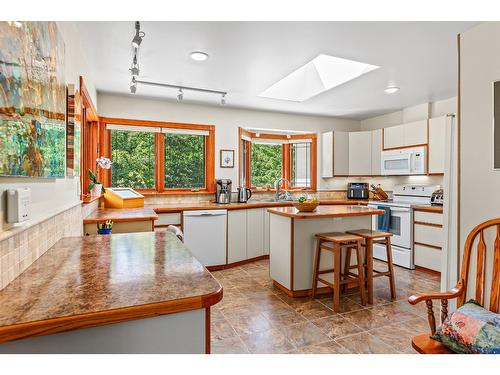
[237,187,252,203]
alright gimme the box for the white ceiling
[76,21,478,120]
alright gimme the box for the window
[239,128,317,190]
[165,133,205,189]
[110,129,155,189]
[102,118,215,193]
[250,143,283,188]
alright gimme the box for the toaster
[430,188,444,206]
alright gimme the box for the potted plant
[88,156,112,197]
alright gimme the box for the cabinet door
[371,129,382,175]
[333,131,349,176]
[414,244,441,272]
[383,124,405,149]
[263,209,270,255]
[348,131,372,175]
[227,210,247,263]
[428,116,446,174]
[404,120,428,146]
[321,132,333,178]
[247,208,265,259]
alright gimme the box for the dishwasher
[182,209,227,267]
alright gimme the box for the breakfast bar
[267,205,384,297]
[0,232,222,354]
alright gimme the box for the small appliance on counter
[431,188,444,206]
[215,179,232,204]
[237,187,252,203]
[347,182,369,199]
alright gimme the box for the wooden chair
[408,218,500,354]
[312,232,366,312]
[345,229,396,304]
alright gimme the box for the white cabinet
[227,210,247,263]
[321,131,349,177]
[383,120,428,149]
[383,124,405,149]
[413,209,443,272]
[428,116,447,174]
[348,131,372,175]
[371,129,382,175]
[246,208,265,259]
[263,209,270,255]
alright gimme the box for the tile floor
[209,258,440,354]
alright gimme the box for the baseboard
[206,255,269,271]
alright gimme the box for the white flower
[96,156,112,170]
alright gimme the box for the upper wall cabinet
[348,131,372,175]
[371,129,382,175]
[321,131,349,177]
[383,120,428,150]
[428,116,447,174]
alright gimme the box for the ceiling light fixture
[220,93,226,106]
[130,53,140,76]
[286,134,291,139]
[177,88,184,101]
[255,132,261,138]
[130,77,137,94]
[384,86,400,94]
[131,21,146,49]
[190,51,209,62]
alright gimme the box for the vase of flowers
[88,157,112,197]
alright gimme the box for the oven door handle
[386,207,410,213]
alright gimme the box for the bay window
[102,118,215,193]
[239,127,317,190]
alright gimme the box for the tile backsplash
[0,203,83,290]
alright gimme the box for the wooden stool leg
[385,236,397,300]
[355,241,367,306]
[342,246,352,293]
[365,238,374,305]
[333,243,341,312]
[311,239,322,299]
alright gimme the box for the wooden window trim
[100,117,215,194]
[238,127,317,191]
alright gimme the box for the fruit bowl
[292,200,319,212]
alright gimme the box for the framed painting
[0,21,66,177]
[66,84,81,177]
[220,149,234,168]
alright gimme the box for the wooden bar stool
[311,232,366,312]
[345,229,396,304]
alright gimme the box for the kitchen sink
[253,198,294,203]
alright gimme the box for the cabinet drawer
[414,244,441,272]
[156,212,182,226]
[414,223,443,248]
[414,210,443,225]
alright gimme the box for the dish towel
[377,206,391,232]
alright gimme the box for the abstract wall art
[66,84,81,177]
[0,21,66,178]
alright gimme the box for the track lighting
[130,53,140,76]
[130,77,137,94]
[177,88,183,101]
[131,21,145,49]
[220,93,226,106]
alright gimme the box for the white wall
[97,93,361,190]
[0,22,96,232]
[459,22,500,302]
[360,97,457,131]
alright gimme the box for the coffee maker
[215,179,232,204]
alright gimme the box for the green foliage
[111,130,155,189]
[165,134,205,189]
[251,143,282,187]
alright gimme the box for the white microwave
[381,146,427,175]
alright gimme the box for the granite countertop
[83,207,159,224]
[0,232,222,344]
[412,205,444,213]
[267,205,385,219]
[149,199,368,213]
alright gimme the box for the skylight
[259,54,379,102]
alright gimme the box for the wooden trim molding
[206,255,269,271]
[382,143,428,151]
[414,241,442,250]
[100,117,216,193]
[414,221,443,228]
[0,289,223,345]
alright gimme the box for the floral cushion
[432,300,500,354]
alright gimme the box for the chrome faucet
[274,178,291,201]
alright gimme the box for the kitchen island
[267,205,384,297]
[0,232,222,354]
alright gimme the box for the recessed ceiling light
[190,51,209,61]
[384,86,400,94]
[259,54,379,102]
